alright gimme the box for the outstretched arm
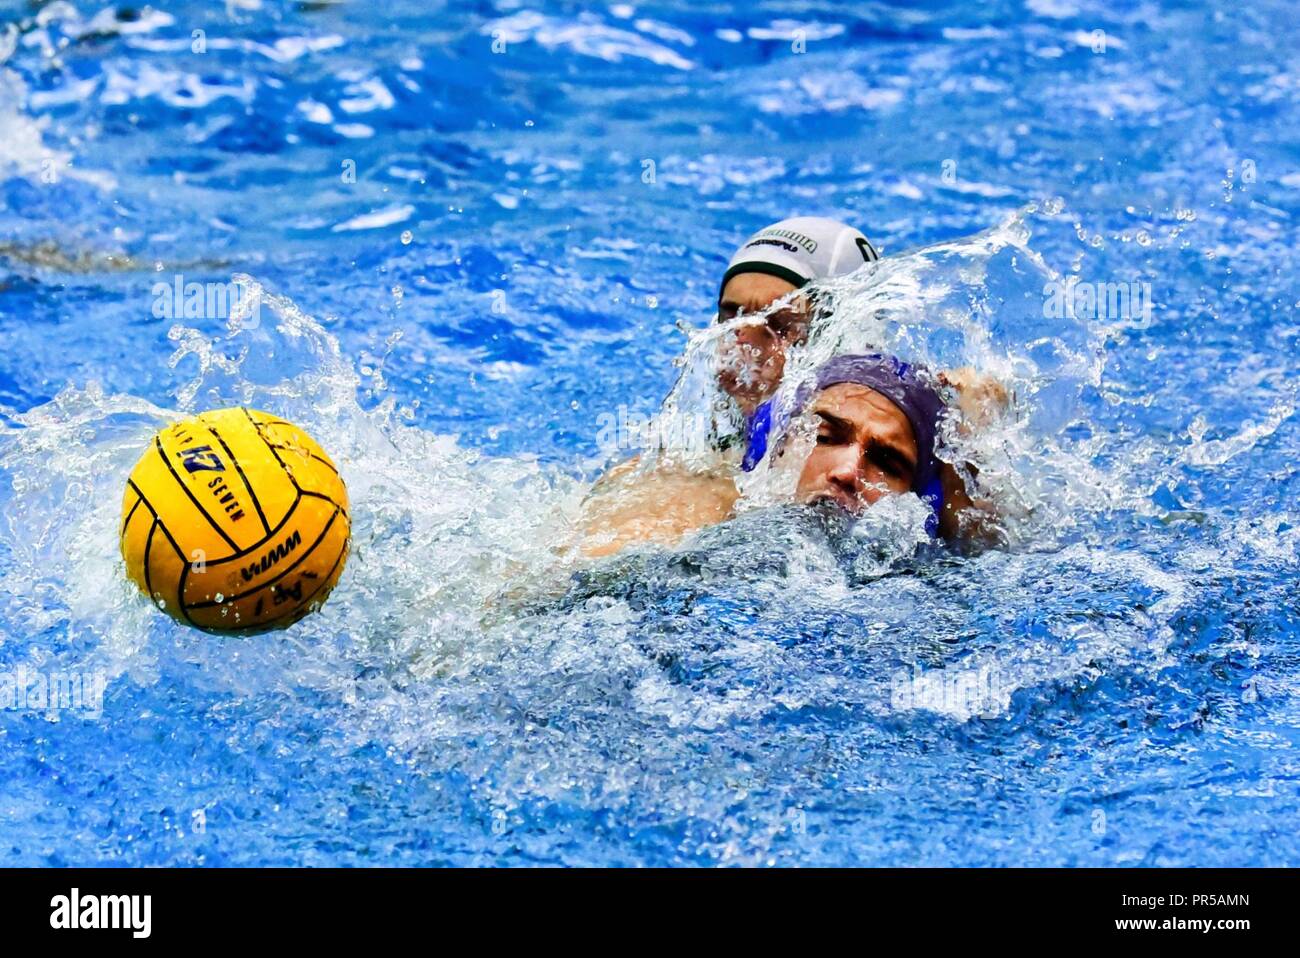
[577,458,740,557]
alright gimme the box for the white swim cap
[719,216,879,301]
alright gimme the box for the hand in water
[939,366,1011,433]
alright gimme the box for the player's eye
[866,446,911,480]
[815,419,845,445]
[767,310,807,339]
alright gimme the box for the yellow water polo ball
[119,407,350,634]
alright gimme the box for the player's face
[794,383,918,516]
[716,273,809,415]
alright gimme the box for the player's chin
[800,490,863,518]
[717,369,755,401]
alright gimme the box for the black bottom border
[0,867,1286,943]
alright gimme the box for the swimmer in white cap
[715,216,879,415]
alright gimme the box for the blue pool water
[1,0,1299,866]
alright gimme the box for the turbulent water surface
[0,0,1298,866]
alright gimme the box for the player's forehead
[720,273,799,309]
[810,383,915,447]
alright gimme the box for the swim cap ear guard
[919,474,944,538]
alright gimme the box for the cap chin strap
[740,399,775,471]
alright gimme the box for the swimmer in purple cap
[773,354,948,535]
[579,351,994,556]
